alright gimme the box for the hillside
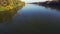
[0,0,25,11]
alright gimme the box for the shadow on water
[0,5,24,23]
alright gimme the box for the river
[0,4,60,33]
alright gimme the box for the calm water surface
[0,4,60,33]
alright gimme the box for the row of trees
[41,0,60,6]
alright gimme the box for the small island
[0,0,25,11]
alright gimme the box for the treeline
[40,0,60,6]
[31,0,60,7]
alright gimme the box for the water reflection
[36,4,60,11]
[0,5,24,23]
[13,4,60,33]
[0,4,60,33]
[44,6,60,11]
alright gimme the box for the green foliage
[0,0,25,11]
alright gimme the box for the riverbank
[0,3,25,23]
[30,0,60,7]
[29,1,60,11]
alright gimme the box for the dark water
[0,4,60,33]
